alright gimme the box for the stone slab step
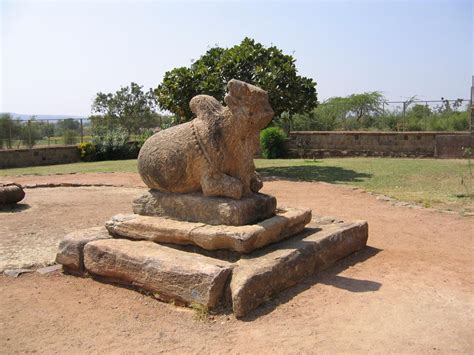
[83,239,232,309]
[230,220,368,317]
[133,190,277,226]
[105,207,312,253]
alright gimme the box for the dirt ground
[1,173,473,353]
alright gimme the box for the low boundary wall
[0,146,80,169]
[285,131,473,159]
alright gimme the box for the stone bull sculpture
[138,79,274,199]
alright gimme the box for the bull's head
[225,79,274,130]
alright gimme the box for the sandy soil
[0,186,142,271]
[1,173,473,353]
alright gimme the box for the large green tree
[91,82,157,136]
[155,38,318,122]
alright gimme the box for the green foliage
[57,118,80,134]
[278,93,470,132]
[0,113,21,148]
[260,127,287,159]
[91,82,158,136]
[77,142,97,162]
[91,127,139,161]
[20,118,42,148]
[155,37,318,122]
[136,129,154,150]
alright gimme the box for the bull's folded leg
[201,172,244,199]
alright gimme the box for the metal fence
[320,98,471,116]
[0,118,87,150]
[289,98,472,132]
[1,98,471,150]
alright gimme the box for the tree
[155,38,318,122]
[0,113,21,148]
[347,92,385,120]
[57,118,80,134]
[91,82,157,136]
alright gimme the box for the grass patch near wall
[256,158,473,213]
[0,159,139,176]
[1,158,472,213]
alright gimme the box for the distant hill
[2,112,88,121]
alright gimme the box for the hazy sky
[1,0,472,116]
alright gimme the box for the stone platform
[133,190,277,226]
[56,217,368,317]
[105,207,311,253]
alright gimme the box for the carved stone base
[56,217,368,317]
[133,190,277,226]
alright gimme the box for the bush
[92,127,139,161]
[77,142,97,162]
[260,127,287,159]
[136,129,154,150]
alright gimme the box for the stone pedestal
[56,208,368,317]
[133,190,277,226]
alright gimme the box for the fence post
[80,118,84,143]
[27,120,32,148]
[46,119,50,146]
[8,119,12,149]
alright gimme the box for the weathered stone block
[84,239,232,308]
[106,207,311,253]
[230,221,368,317]
[133,190,277,226]
[0,183,25,205]
[55,227,111,274]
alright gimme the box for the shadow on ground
[258,165,372,183]
[0,203,30,213]
[241,246,382,321]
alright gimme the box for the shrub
[92,127,139,160]
[260,127,287,159]
[136,128,154,150]
[77,142,97,162]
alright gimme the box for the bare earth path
[1,173,473,353]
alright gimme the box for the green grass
[0,159,139,176]
[1,158,472,213]
[257,158,473,213]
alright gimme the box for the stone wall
[0,146,80,169]
[285,131,473,159]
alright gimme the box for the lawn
[1,158,472,213]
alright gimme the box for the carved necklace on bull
[189,96,226,171]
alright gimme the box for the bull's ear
[190,95,224,121]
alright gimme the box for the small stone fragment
[36,264,62,274]
[4,268,34,277]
